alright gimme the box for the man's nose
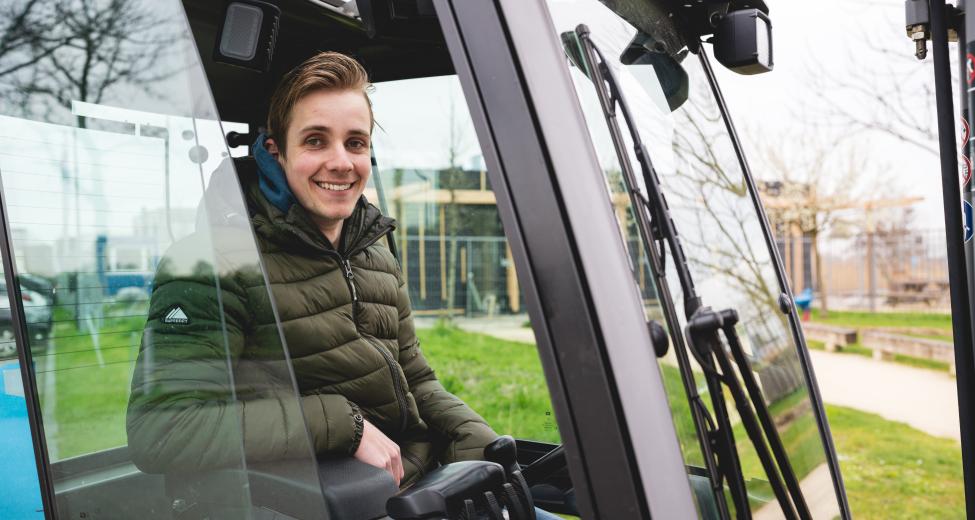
[325,145,355,172]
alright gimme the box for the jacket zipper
[402,451,426,478]
[339,253,409,433]
[341,258,359,321]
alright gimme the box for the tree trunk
[444,179,462,322]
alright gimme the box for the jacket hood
[252,133,298,215]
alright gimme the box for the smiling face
[266,89,372,242]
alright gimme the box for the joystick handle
[484,435,519,474]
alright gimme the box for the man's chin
[312,207,354,224]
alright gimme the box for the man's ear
[265,137,280,159]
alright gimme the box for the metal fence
[399,235,525,316]
[776,229,950,311]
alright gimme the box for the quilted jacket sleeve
[125,241,361,474]
[394,270,499,462]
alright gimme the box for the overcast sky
[371,0,950,231]
[716,0,948,229]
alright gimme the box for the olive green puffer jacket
[126,159,497,486]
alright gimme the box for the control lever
[484,436,535,520]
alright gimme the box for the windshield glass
[545,1,843,517]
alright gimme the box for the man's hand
[354,419,404,486]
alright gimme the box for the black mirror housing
[713,9,773,75]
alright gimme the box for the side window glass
[371,77,564,442]
[0,1,325,517]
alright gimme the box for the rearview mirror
[620,33,689,111]
[561,31,590,78]
[560,30,690,112]
[713,8,774,75]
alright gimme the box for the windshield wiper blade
[571,24,810,520]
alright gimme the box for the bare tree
[871,208,920,286]
[441,93,476,319]
[760,134,876,316]
[803,8,942,157]
[0,1,67,78]
[666,96,785,324]
[1,0,176,126]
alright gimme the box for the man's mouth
[314,181,354,191]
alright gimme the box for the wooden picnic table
[886,280,949,305]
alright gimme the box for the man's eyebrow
[298,125,370,137]
[297,125,331,134]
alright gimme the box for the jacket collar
[241,156,395,255]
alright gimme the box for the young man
[128,51,498,487]
[128,52,565,520]
[253,51,504,485]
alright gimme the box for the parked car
[17,274,56,307]
[0,279,53,349]
[0,306,13,360]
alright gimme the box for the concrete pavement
[809,349,960,441]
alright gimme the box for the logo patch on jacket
[163,306,190,325]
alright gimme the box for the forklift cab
[0,0,850,518]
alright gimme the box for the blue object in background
[0,361,45,519]
[794,287,814,312]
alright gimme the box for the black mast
[930,1,975,517]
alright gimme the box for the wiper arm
[570,24,743,519]
[571,24,810,520]
[718,309,812,517]
[686,308,811,519]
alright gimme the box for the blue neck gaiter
[252,133,297,215]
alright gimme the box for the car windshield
[544,0,844,517]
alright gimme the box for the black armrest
[386,461,506,519]
[165,457,397,520]
[250,457,397,519]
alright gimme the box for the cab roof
[183,0,452,127]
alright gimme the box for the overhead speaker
[214,0,281,72]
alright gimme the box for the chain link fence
[776,229,950,311]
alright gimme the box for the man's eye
[348,139,369,151]
[305,137,323,146]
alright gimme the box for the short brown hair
[266,51,373,156]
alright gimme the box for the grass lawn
[37,305,144,459]
[829,404,964,519]
[419,325,964,518]
[35,314,964,517]
[809,309,952,332]
[416,323,561,443]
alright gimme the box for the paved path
[809,350,959,440]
